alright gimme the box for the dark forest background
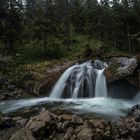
[0,0,140,62]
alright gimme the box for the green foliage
[8,68,35,88]
[0,0,23,54]
[0,54,14,73]
[0,0,140,62]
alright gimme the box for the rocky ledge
[106,57,138,83]
[0,104,140,140]
[0,56,139,100]
[0,61,74,100]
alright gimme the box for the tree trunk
[64,22,71,50]
[98,16,101,47]
[44,37,47,57]
[4,40,8,55]
[127,25,131,52]
[9,40,15,54]
[114,33,117,49]
[64,0,71,50]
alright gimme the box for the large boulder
[114,105,140,139]
[76,122,94,140]
[10,128,36,140]
[0,115,15,129]
[26,111,56,139]
[1,106,140,140]
[106,57,137,83]
[128,104,140,122]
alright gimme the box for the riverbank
[0,104,140,140]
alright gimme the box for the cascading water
[0,60,139,121]
[95,69,107,97]
[49,65,77,98]
[49,60,107,98]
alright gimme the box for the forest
[0,1,140,140]
[0,0,140,61]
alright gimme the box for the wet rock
[77,127,94,140]
[0,127,17,140]
[13,117,22,122]
[89,119,113,139]
[53,133,65,140]
[0,77,4,86]
[10,128,36,140]
[115,117,140,139]
[58,114,72,121]
[0,117,15,128]
[7,85,16,91]
[3,93,14,99]
[71,115,83,125]
[128,105,140,122]
[0,111,4,118]
[106,57,137,82]
[114,105,140,139]
[16,119,28,128]
[24,81,35,95]
[0,112,4,125]
[0,95,6,100]
[64,127,74,139]
[61,121,72,130]
[26,111,56,138]
[1,105,140,140]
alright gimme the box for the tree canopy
[0,0,140,57]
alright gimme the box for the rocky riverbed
[0,104,140,140]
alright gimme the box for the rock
[0,112,4,125]
[61,121,72,130]
[24,81,35,95]
[1,105,140,140]
[0,95,6,100]
[0,111,4,118]
[106,57,137,82]
[0,127,17,140]
[26,111,56,138]
[115,117,140,139]
[71,115,83,125]
[64,127,74,139]
[58,114,72,121]
[16,119,28,128]
[77,127,93,140]
[7,85,16,91]
[90,119,113,139]
[128,105,140,122]
[13,117,22,122]
[114,105,140,139]
[53,133,65,140]
[0,77,4,86]
[15,53,20,57]
[2,93,14,100]
[10,128,36,140]
[37,62,74,96]
[0,117,15,128]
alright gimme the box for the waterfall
[0,60,139,121]
[50,65,77,98]
[95,69,107,97]
[49,60,107,99]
